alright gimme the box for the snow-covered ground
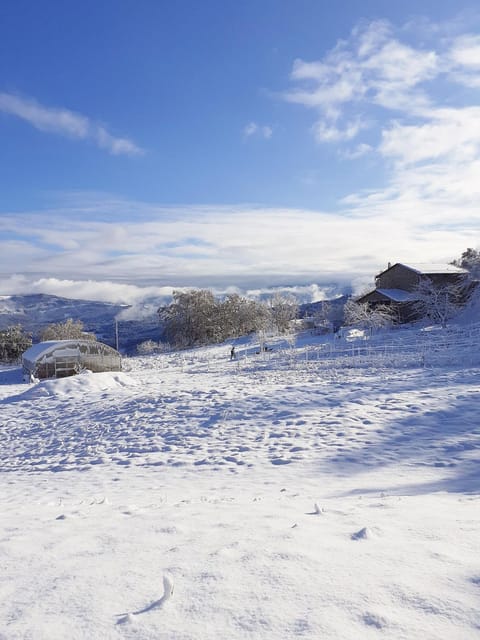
[1,327,480,639]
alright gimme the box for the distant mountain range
[0,292,349,354]
[0,294,160,353]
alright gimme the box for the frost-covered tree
[160,290,223,348]
[136,340,170,355]
[452,248,480,279]
[269,293,298,334]
[159,289,275,348]
[40,318,96,342]
[0,325,32,363]
[311,299,345,332]
[219,294,269,338]
[412,278,465,327]
[312,300,332,329]
[343,299,397,331]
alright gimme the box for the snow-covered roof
[22,340,119,364]
[376,289,418,302]
[22,340,82,364]
[396,263,468,275]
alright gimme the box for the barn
[22,340,122,380]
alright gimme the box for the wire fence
[247,325,480,372]
[126,324,480,376]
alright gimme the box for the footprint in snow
[306,503,325,515]
[363,612,388,628]
[116,575,174,625]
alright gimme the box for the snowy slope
[1,327,479,639]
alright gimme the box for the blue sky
[1,0,479,304]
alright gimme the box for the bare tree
[159,289,277,349]
[269,293,298,334]
[136,340,171,355]
[343,299,397,332]
[40,318,96,342]
[160,290,222,348]
[412,278,465,327]
[220,294,269,337]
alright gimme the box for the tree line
[158,290,298,349]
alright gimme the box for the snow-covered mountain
[0,294,161,351]
[0,293,126,333]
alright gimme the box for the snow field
[1,329,480,639]
[2,467,479,639]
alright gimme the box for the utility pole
[115,320,119,351]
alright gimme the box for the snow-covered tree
[0,325,32,363]
[160,290,221,348]
[269,293,298,334]
[160,289,276,349]
[343,299,397,331]
[136,340,170,354]
[311,299,345,332]
[412,277,466,327]
[219,294,269,338]
[452,248,480,279]
[40,318,96,342]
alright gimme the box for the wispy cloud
[283,20,440,144]
[0,92,144,156]
[340,143,373,160]
[243,121,273,139]
[313,118,365,143]
[283,18,480,149]
[279,16,480,268]
[0,188,476,303]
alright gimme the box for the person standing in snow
[230,346,236,360]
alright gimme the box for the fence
[126,324,480,376]
[261,326,480,372]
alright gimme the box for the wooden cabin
[357,263,469,323]
[374,263,467,291]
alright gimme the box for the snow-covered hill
[1,326,479,639]
[0,293,160,351]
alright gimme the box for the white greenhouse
[22,340,122,380]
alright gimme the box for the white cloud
[341,143,373,160]
[283,20,440,143]
[0,191,476,303]
[0,92,144,156]
[379,107,480,165]
[0,274,341,307]
[313,118,365,143]
[364,40,437,87]
[262,125,273,139]
[277,16,480,279]
[243,121,273,139]
[95,127,143,157]
[449,34,480,68]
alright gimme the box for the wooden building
[374,263,467,291]
[22,340,122,380]
[357,263,469,323]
